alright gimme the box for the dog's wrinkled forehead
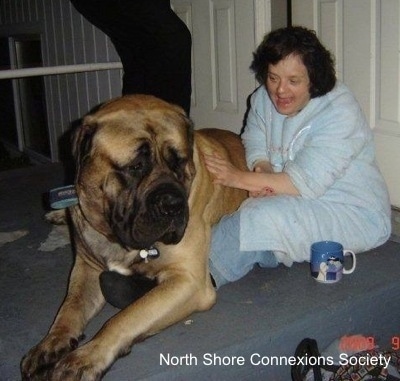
[95,112,189,163]
[85,95,193,166]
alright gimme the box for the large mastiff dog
[21,95,247,380]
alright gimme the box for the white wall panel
[319,0,343,79]
[254,0,272,45]
[377,0,400,132]
[342,1,373,119]
[210,0,237,113]
[374,0,400,206]
[176,0,257,133]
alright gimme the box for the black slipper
[99,271,157,309]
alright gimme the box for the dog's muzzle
[144,183,189,245]
[110,181,189,250]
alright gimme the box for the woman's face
[266,54,311,117]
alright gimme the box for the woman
[205,26,391,288]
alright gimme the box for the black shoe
[99,271,157,309]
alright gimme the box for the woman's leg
[209,212,278,289]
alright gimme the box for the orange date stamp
[339,335,400,352]
[392,336,400,350]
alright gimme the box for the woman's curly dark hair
[250,26,336,98]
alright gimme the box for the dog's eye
[166,148,188,181]
[125,142,152,176]
[127,162,144,174]
[167,148,186,170]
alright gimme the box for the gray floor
[1,164,400,381]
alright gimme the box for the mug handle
[343,250,356,274]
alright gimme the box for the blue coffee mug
[310,241,356,284]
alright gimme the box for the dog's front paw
[21,333,79,380]
[50,344,108,381]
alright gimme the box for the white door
[292,0,400,208]
[172,0,273,134]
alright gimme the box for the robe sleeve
[241,88,269,170]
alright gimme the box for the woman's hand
[204,153,276,197]
[204,153,299,197]
[204,153,243,188]
[249,161,275,197]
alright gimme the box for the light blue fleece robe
[239,82,391,266]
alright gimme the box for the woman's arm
[241,88,270,169]
[204,154,300,197]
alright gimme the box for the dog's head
[72,95,195,250]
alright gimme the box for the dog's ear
[170,103,194,147]
[180,114,196,184]
[72,116,97,166]
[184,115,194,150]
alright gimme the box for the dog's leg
[21,255,105,380]
[45,269,215,381]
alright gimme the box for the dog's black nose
[149,186,186,217]
[155,192,185,216]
